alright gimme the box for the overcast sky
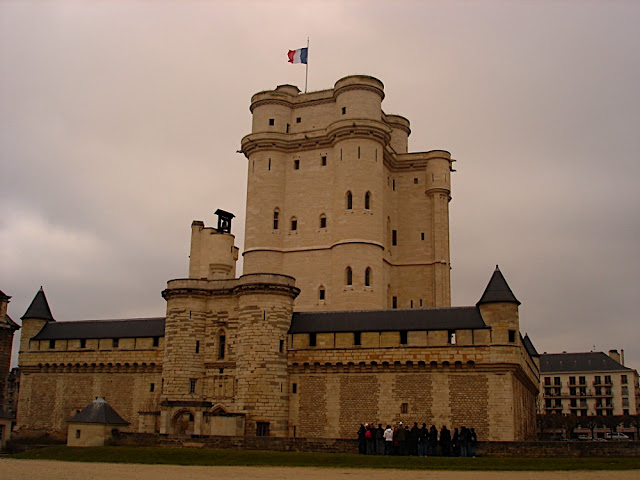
[2,1,639,371]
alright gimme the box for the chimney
[620,349,625,366]
[608,349,621,364]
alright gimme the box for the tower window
[49,340,55,349]
[153,337,160,347]
[296,117,301,123]
[309,333,317,347]
[421,232,425,241]
[269,118,274,126]
[508,330,516,343]
[268,158,271,171]
[392,296,398,309]
[80,339,86,349]
[150,382,155,392]
[320,215,327,228]
[195,340,200,353]
[400,331,408,345]
[364,191,371,210]
[414,178,418,184]
[319,287,326,301]
[342,106,346,115]
[294,159,300,170]
[321,156,327,166]
[354,332,361,346]
[392,230,397,246]
[346,191,353,210]
[273,209,279,230]
[392,179,396,190]
[286,123,290,133]
[290,217,297,231]
[218,334,226,359]
[279,339,284,353]
[364,267,372,287]
[292,383,298,394]
[401,403,409,414]
[345,267,353,286]
[113,338,119,348]
[358,146,361,158]
[448,330,456,344]
[189,379,196,394]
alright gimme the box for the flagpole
[304,37,309,93]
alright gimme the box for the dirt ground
[1,459,639,480]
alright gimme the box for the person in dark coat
[440,425,451,456]
[409,422,419,456]
[376,424,385,455]
[452,427,460,457]
[459,426,470,457]
[418,422,428,457]
[428,424,438,456]
[470,427,478,457]
[396,422,407,455]
[357,424,366,454]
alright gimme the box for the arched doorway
[172,410,195,435]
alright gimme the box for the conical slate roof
[0,289,10,301]
[476,266,520,306]
[67,398,129,425]
[21,287,55,322]
[523,334,539,357]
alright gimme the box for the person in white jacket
[383,425,394,455]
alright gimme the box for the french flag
[287,47,308,64]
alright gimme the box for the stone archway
[171,410,195,435]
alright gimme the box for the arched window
[346,191,353,210]
[273,209,280,230]
[319,214,327,229]
[319,286,326,301]
[290,217,297,231]
[345,267,353,286]
[364,267,372,287]
[364,191,371,210]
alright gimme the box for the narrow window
[219,368,224,374]
[292,383,298,394]
[309,333,317,347]
[414,178,418,184]
[342,106,346,115]
[421,232,425,241]
[508,330,516,343]
[410,300,413,308]
[153,337,159,347]
[320,215,327,228]
[392,179,396,191]
[401,403,408,414]
[269,118,274,126]
[49,340,55,349]
[448,330,456,344]
[113,338,119,348]
[273,209,279,230]
[392,230,397,246]
[268,158,271,171]
[296,117,301,123]
[256,422,270,437]
[392,296,398,309]
[364,267,372,287]
[279,339,284,353]
[76,430,81,439]
[364,191,371,210]
[219,335,226,359]
[189,379,196,394]
[294,159,300,170]
[345,267,353,286]
[290,217,297,231]
[321,156,327,166]
[400,331,408,345]
[358,146,361,158]
[80,339,86,349]
[319,287,326,300]
[286,123,290,133]
[195,340,200,353]
[375,149,378,161]
[354,332,361,346]
[346,191,353,209]
[150,383,155,392]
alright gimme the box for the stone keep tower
[0,290,20,411]
[241,75,453,312]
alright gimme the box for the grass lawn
[11,446,640,471]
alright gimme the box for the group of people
[357,422,478,457]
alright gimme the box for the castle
[12,75,540,441]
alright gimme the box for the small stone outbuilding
[67,397,129,447]
[0,408,14,450]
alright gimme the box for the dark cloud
[2,2,639,369]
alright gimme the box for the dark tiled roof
[32,317,165,340]
[67,398,129,425]
[540,352,631,373]
[21,287,55,321]
[523,334,539,357]
[2,314,20,330]
[477,266,520,306]
[289,306,486,334]
[0,289,10,300]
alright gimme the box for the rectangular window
[401,403,408,414]
[448,330,456,345]
[592,376,598,385]
[354,332,361,346]
[150,383,155,392]
[268,158,271,171]
[624,409,630,416]
[554,399,562,407]
[80,339,86,349]
[292,383,297,394]
[604,375,612,384]
[49,340,55,349]
[321,156,327,166]
[219,335,226,359]
[256,422,270,437]
[113,338,119,348]
[545,399,551,407]
[414,178,418,184]
[622,397,629,407]
[554,377,561,385]
[76,430,81,439]
[294,159,300,170]
[309,332,316,347]
[544,377,550,386]
[579,376,586,385]
[400,331,408,345]
[319,288,325,300]
[621,375,628,384]
[291,219,297,230]
[195,340,200,353]
[341,106,346,115]
[153,337,159,347]
[622,386,628,395]
[189,379,196,394]
[279,339,284,353]
[286,123,290,133]
[392,230,397,246]
[320,217,326,228]
[570,376,576,385]
[392,179,396,191]
[358,146,361,158]
[296,117,301,123]
[421,232,425,241]
[392,296,398,309]
[269,118,274,126]
[508,330,516,343]
[570,399,577,407]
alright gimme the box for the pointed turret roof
[21,287,55,321]
[523,334,539,357]
[0,289,10,301]
[67,397,129,425]
[476,266,520,306]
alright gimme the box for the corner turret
[188,210,239,280]
[477,266,520,344]
[19,287,54,354]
